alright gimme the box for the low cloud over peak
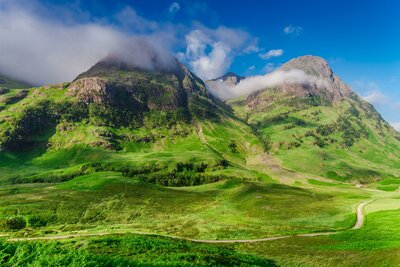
[0,0,261,85]
[0,1,177,85]
[207,68,327,99]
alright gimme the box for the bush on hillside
[4,216,26,230]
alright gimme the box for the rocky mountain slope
[228,56,400,182]
[0,58,229,152]
[0,57,267,187]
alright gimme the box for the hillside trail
[6,201,371,243]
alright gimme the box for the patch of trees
[229,141,238,153]
[138,172,227,187]
[88,103,142,128]
[130,160,229,187]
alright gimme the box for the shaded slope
[0,73,31,91]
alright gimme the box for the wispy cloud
[207,69,326,99]
[353,80,388,106]
[259,49,283,60]
[0,0,261,85]
[361,90,388,105]
[0,0,183,85]
[247,65,256,71]
[115,7,158,32]
[391,122,400,132]
[283,24,303,36]
[263,63,278,73]
[168,2,180,16]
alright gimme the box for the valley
[0,55,399,266]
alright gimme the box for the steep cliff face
[68,59,209,112]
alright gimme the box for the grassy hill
[228,56,400,184]
[0,74,31,91]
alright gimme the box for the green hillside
[228,56,400,183]
[0,73,31,90]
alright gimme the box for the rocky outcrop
[278,55,352,102]
[67,58,212,112]
[206,72,244,95]
[68,77,111,104]
[245,56,353,108]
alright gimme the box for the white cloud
[168,2,180,15]
[352,80,389,106]
[115,7,158,32]
[391,122,400,132]
[259,49,283,60]
[247,65,256,71]
[0,1,178,85]
[361,90,388,105]
[180,26,258,80]
[0,0,261,85]
[283,25,303,36]
[263,63,277,72]
[207,68,326,99]
[243,44,260,53]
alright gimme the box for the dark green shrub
[28,215,49,228]
[229,141,238,153]
[5,216,26,229]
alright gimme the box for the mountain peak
[280,55,332,78]
[277,55,352,102]
[68,58,208,111]
[207,72,244,88]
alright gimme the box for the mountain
[0,58,230,152]
[70,58,209,110]
[228,55,400,182]
[207,72,244,87]
[0,73,31,91]
[0,57,266,184]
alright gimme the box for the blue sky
[0,0,399,127]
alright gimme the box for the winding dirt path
[5,201,371,243]
[352,200,372,230]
